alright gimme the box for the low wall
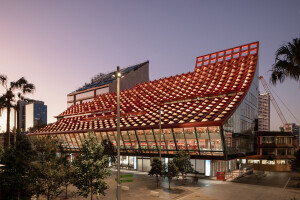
[253,164,291,172]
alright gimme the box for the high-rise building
[30,42,259,176]
[18,100,29,132]
[25,101,47,131]
[258,93,270,131]
[67,61,149,108]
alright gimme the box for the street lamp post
[116,66,122,200]
[159,106,162,160]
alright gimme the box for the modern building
[282,123,300,147]
[29,42,259,177]
[67,61,149,108]
[18,100,29,132]
[246,131,297,171]
[258,93,270,131]
[25,101,47,131]
[293,124,300,146]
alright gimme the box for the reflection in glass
[173,128,186,150]
[184,127,199,155]
[153,129,167,153]
[144,129,157,152]
[136,130,148,153]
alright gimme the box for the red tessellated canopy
[31,42,259,135]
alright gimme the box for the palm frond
[10,77,28,90]
[271,38,300,84]
[0,74,7,87]
[22,83,35,94]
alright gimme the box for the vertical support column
[171,128,178,151]
[182,128,189,154]
[194,127,201,155]
[134,130,142,154]
[220,126,227,160]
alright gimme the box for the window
[277,149,286,156]
[262,136,275,144]
[262,148,275,155]
[276,137,284,144]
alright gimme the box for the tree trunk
[156,175,159,187]
[90,180,93,200]
[14,108,16,145]
[17,190,20,200]
[65,184,68,199]
[5,103,11,148]
[16,102,20,134]
[47,188,50,200]
[168,179,171,190]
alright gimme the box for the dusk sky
[0,0,299,131]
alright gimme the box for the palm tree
[270,38,300,84]
[0,74,35,148]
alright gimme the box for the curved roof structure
[32,42,259,135]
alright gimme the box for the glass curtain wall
[57,126,224,156]
[223,65,258,156]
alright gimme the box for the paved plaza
[40,169,300,200]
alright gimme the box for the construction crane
[258,76,288,128]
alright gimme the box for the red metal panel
[32,42,259,135]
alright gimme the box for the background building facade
[258,93,270,131]
[25,101,47,131]
[246,131,297,171]
[67,61,149,108]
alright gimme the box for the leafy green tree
[291,149,300,172]
[27,119,47,133]
[0,75,35,148]
[148,157,163,187]
[173,151,194,183]
[0,133,37,200]
[61,153,75,199]
[30,136,65,200]
[72,132,111,200]
[271,38,300,84]
[163,161,178,190]
[102,139,117,164]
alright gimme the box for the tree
[30,136,65,200]
[28,122,47,133]
[148,157,163,187]
[270,38,300,84]
[102,139,117,164]
[173,151,194,184]
[0,133,37,199]
[291,149,300,172]
[0,75,35,148]
[72,132,111,200]
[60,153,75,199]
[163,161,178,190]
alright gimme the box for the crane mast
[258,76,288,126]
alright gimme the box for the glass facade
[54,126,225,157]
[223,64,258,156]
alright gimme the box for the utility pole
[159,106,162,160]
[116,66,121,200]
